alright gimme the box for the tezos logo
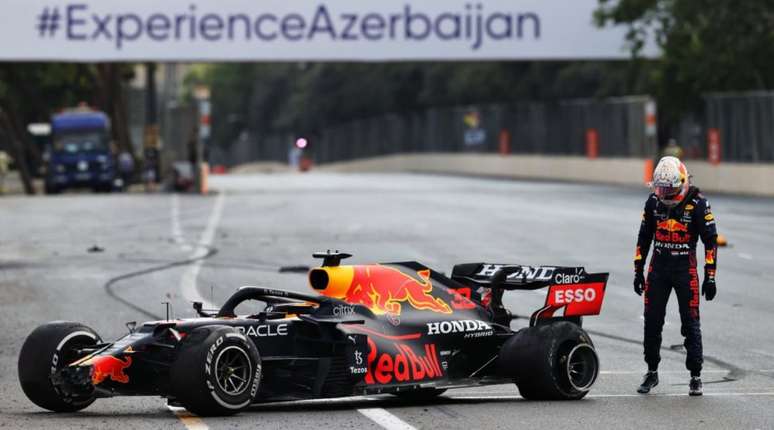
[350,350,367,375]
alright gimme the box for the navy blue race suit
[634,186,717,376]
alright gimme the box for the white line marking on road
[171,194,193,252]
[168,194,226,429]
[599,370,728,375]
[180,192,224,312]
[167,406,209,430]
[358,408,417,430]
[738,253,753,260]
[449,392,774,400]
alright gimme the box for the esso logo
[553,288,596,305]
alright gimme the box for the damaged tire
[498,321,598,400]
[18,321,101,412]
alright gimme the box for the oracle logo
[553,288,596,305]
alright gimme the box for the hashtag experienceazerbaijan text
[34,3,541,50]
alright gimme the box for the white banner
[0,0,657,62]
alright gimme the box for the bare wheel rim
[214,346,251,396]
[564,343,598,392]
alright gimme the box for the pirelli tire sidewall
[171,326,261,416]
[18,321,101,412]
[497,321,597,400]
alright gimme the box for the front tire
[498,321,599,400]
[18,321,101,412]
[170,326,261,416]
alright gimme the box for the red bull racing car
[18,252,608,416]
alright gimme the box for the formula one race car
[19,252,609,416]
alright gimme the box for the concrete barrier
[318,153,774,197]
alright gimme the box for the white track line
[179,192,224,310]
[599,370,728,375]
[169,193,226,429]
[167,406,209,430]
[170,194,193,252]
[358,408,417,430]
[449,392,774,400]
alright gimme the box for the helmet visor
[654,184,681,200]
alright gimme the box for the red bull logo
[345,266,452,315]
[365,338,443,385]
[658,219,689,233]
[83,355,133,385]
[656,219,691,243]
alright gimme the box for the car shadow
[248,394,527,413]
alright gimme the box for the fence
[211,91,774,167]
[212,96,655,167]
[704,92,774,162]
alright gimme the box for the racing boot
[689,376,703,396]
[637,371,659,394]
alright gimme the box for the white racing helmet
[652,156,690,207]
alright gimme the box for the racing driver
[633,156,718,396]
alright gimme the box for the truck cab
[45,110,117,194]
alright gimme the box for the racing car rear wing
[451,263,609,326]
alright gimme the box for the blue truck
[45,110,118,194]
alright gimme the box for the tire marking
[358,408,417,430]
[167,406,209,430]
[179,192,225,310]
[749,349,774,358]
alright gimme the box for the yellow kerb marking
[169,406,209,430]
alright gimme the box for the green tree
[202,61,644,150]
[596,0,774,122]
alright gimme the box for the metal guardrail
[212,96,656,167]
[705,92,774,162]
[207,91,774,167]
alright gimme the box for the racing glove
[633,268,645,296]
[702,268,717,301]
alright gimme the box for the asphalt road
[1,172,773,429]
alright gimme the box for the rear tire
[18,321,101,412]
[170,326,261,416]
[498,321,598,400]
